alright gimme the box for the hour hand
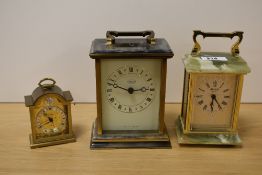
[134,87,149,92]
[39,120,51,128]
[210,94,216,112]
[210,100,214,112]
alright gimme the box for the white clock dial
[106,65,155,113]
[190,74,237,131]
[100,59,162,131]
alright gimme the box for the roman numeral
[129,107,132,113]
[198,100,204,105]
[107,89,112,92]
[219,82,224,88]
[146,98,152,102]
[108,78,115,82]
[150,88,155,91]
[195,95,203,98]
[199,88,205,92]
[213,80,217,87]
[118,105,122,109]
[117,70,122,75]
[223,89,229,92]
[129,67,133,72]
[222,101,227,105]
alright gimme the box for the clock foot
[90,141,171,149]
[90,122,171,149]
[175,118,242,146]
[29,133,76,149]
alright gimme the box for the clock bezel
[95,57,167,136]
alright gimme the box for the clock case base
[90,122,171,149]
[175,118,242,146]
[29,133,76,149]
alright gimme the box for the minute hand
[116,85,129,91]
[108,83,129,92]
[214,97,222,110]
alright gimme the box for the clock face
[106,65,155,113]
[100,59,162,131]
[33,96,68,137]
[190,74,238,131]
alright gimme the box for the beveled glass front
[100,59,162,131]
[189,73,238,132]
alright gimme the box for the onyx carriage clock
[176,30,251,145]
[89,31,174,149]
[25,78,76,148]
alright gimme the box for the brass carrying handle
[106,30,156,45]
[38,78,56,89]
[191,30,243,56]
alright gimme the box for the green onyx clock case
[89,31,174,149]
[176,30,251,145]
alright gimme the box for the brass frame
[181,72,244,134]
[28,94,76,148]
[91,58,170,148]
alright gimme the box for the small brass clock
[89,30,174,149]
[25,78,76,148]
[176,30,251,145]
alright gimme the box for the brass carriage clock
[25,78,76,148]
[176,30,250,145]
[89,30,174,148]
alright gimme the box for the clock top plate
[89,38,174,59]
[183,52,251,74]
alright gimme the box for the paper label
[201,56,228,61]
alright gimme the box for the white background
[0,0,261,103]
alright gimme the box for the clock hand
[133,87,149,92]
[210,94,215,112]
[108,82,137,94]
[213,97,222,110]
[48,116,54,123]
[210,100,214,112]
[107,83,129,91]
[39,120,51,128]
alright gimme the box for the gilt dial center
[48,117,53,123]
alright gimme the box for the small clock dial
[106,65,155,113]
[194,79,230,112]
[35,97,67,137]
[190,74,237,130]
